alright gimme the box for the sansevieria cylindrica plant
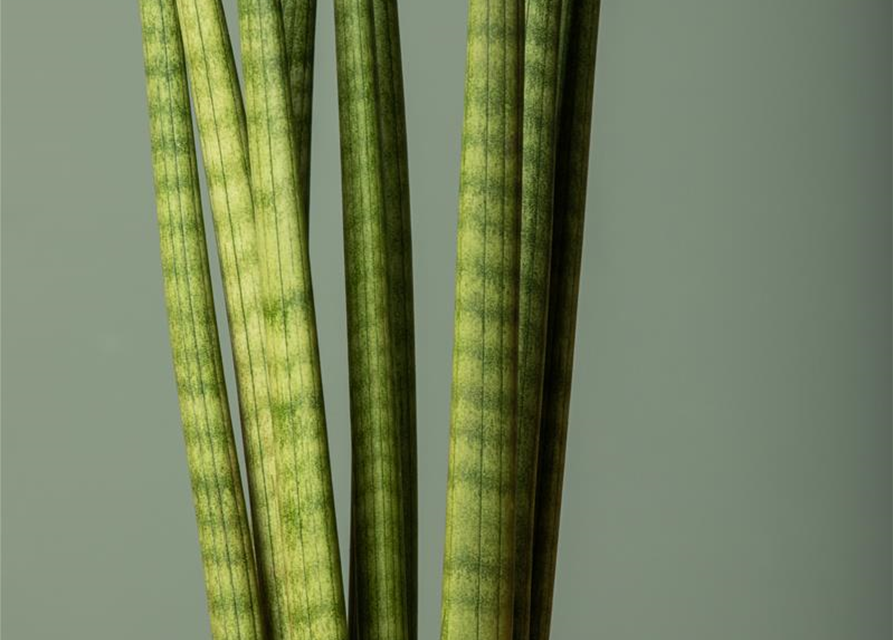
[138,0,600,638]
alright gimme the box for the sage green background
[2,0,891,637]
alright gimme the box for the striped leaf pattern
[175,0,291,637]
[440,1,523,639]
[142,0,599,636]
[139,1,265,637]
[333,0,413,638]
[529,2,601,639]
[512,0,568,637]
[369,3,418,635]
[237,0,348,638]
[281,0,317,223]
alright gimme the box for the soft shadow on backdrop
[2,1,891,638]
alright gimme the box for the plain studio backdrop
[2,1,890,638]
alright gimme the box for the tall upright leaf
[513,0,568,637]
[174,0,305,637]
[529,2,601,638]
[369,3,418,634]
[236,1,348,639]
[440,1,523,639]
[139,1,265,637]
[333,1,413,638]
[281,0,317,223]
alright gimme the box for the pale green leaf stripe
[334,1,410,638]
[280,0,316,225]
[512,0,567,638]
[529,2,601,639]
[368,4,418,635]
[441,1,522,639]
[237,1,349,639]
[174,0,295,638]
[139,1,264,638]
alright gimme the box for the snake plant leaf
[237,0,349,638]
[281,0,316,226]
[139,1,266,637]
[174,0,297,636]
[529,2,601,639]
[513,0,569,637]
[333,0,413,637]
[440,1,523,639]
[369,2,418,634]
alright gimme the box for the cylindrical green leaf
[333,1,411,638]
[139,1,265,637]
[369,3,418,635]
[441,1,523,639]
[237,0,348,638]
[281,0,317,224]
[513,0,567,638]
[529,2,601,639]
[174,1,308,638]
[336,2,417,638]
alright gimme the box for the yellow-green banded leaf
[236,0,348,639]
[174,0,291,637]
[441,2,523,640]
[529,2,601,639]
[513,0,568,638]
[139,1,265,638]
[334,1,414,638]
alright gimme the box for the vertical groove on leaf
[237,0,348,638]
[441,1,523,639]
[529,2,601,639]
[281,0,317,223]
[512,0,567,637]
[369,1,417,636]
[333,0,412,638]
[140,1,265,637]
